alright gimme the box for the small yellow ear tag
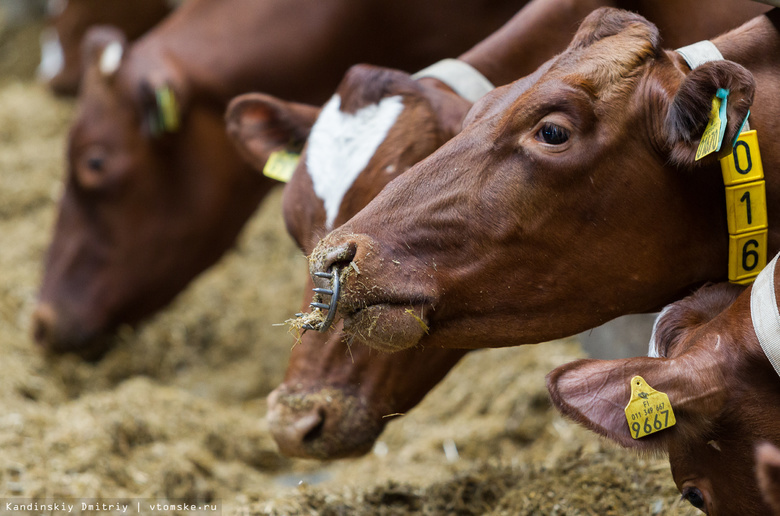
[262,150,300,183]
[695,88,729,161]
[624,375,676,439]
[155,86,180,133]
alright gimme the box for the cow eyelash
[536,122,570,145]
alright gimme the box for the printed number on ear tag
[624,375,676,439]
[262,150,300,183]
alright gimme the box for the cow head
[227,64,471,459]
[39,0,172,96]
[547,279,780,515]
[309,8,756,352]
[32,27,313,357]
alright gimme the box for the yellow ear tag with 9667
[695,88,729,161]
[262,150,300,183]
[624,375,676,439]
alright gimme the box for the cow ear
[82,25,127,79]
[225,92,320,172]
[665,60,755,167]
[546,351,726,451]
[757,443,780,513]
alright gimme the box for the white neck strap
[412,58,494,103]
[676,40,724,69]
[751,252,780,376]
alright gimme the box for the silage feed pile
[0,51,698,515]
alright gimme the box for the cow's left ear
[225,92,320,173]
[546,351,727,451]
[665,60,755,167]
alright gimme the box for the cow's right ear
[225,93,320,173]
[665,60,755,167]
[546,350,727,451]
[82,25,127,79]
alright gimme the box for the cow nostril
[320,242,358,272]
[31,304,57,347]
[302,408,326,443]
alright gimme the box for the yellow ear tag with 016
[695,88,729,161]
[624,375,676,439]
[262,150,300,183]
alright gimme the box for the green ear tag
[624,375,676,439]
[155,86,180,133]
[695,88,729,160]
[262,150,300,183]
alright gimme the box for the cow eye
[537,122,569,145]
[683,487,706,511]
[87,156,105,172]
[75,146,111,190]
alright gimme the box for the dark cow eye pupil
[87,157,104,172]
[684,488,705,509]
[539,123,569,145]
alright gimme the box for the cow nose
[311,241,358,276]
[267,386,380,460]
[31,303,58,349]
[270,405,327,457]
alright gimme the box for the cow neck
[412,59,494,102]
[751,252,780,377]
[676,41,768,285]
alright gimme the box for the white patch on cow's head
[37,27,64,81]
[99,41,124,77]
[647,305,673,358]
[306,94,405,229]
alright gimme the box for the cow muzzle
[267,385,383,460]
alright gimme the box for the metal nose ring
[296,266,340,332]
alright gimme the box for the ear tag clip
[262,150,300,183]
[624,375,676,439]
[155,86,180,134]
[695,88,729,160]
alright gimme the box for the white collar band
[751,252,780,376]
[412,58,494,102]
[676,40,724,69]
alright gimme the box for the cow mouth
[340,301,430,353]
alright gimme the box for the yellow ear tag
[695,88,729,161]
[155,86,180,133]
[624,375,676,439]
[262,150,300,183]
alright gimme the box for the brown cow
[229,4,773,459]
[309,8,780,355]
[547,250,780,514]
[32,0,524,357]
[38,0,173,96]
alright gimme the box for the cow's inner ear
[81,26,127,81]
[664,60,755,167]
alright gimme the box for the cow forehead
[305,94,405,229]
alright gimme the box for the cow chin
[341,303,429,353]
[267,385,385,460]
